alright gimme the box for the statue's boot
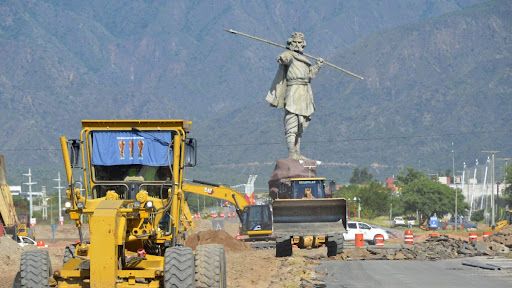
[287,134,301,160]
[296,138,311,161]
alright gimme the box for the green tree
[349,167,374,185]
[400,172,467,224]
[336,181,391,219]
[12,196,29,218]
[471,209,484,222]
[396,167,426,186]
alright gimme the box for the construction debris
[486,226,512,248]
[337,234,510,261]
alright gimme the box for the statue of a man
[265,32,324,160]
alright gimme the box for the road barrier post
[374,234,384,247]
[468,232,477,244]
[355,233,364,247]
[404,229,414,245]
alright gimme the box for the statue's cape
[265,64,287,108]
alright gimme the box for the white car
[343,221,390,243]
[392,216,406,227]
[17,236,47,248]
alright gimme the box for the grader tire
[327,234,344,257]
[195,244,226,288]
[20,250,51,288]
[275,236,292,257]
[164,247,195,288]
[63,245,76,264]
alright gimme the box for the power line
[1,128,510,152]
[201,128,512,147]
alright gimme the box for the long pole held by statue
[225,29,365,80]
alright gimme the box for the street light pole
[23,168,37,226]
[353,197,361,219]
[452,143,457,231]
[482,150,499,228]
[53,172,65,225]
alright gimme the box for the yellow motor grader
[19,120,226,288]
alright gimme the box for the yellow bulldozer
[19,120,226,288]
[271,176,347,257]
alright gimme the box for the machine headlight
[146,201,153,208]
[64,201,72,209]
[77,202,84,209]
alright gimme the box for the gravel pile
[339,234,510,261]
[487,225,512,248]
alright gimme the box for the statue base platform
[268,158,320,199]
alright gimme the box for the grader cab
[19,120,226,288]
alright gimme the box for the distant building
[385,177,398,192]
[438,176,450,185]
[9,185,21,196]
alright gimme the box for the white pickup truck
[17,236,47,248]
[343,221,389,243]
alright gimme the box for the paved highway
[316,256,512,288]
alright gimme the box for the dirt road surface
[1,219,321,288]
[3,220,510,287]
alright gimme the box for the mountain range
[0,0,510,190]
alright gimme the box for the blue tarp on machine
[91,131,173,166]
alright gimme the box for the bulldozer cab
[240,204,273,236]
[66,120,196,201]
[288,177,329,199]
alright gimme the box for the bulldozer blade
[272,198,347,236]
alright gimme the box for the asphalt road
[316,256,512,288]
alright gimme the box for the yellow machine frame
[56,120,194,287]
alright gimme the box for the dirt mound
[488,226,512,248]
[0,236,24,271]
[185,230,249,252]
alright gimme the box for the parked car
[343,221,390,244]
[406,216,416,227]
[443,217,477,230]
[16,236,45,247]
[392,217,406,227]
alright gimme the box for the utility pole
[469,159,478,219]
[23,168,37,226]
[452,142,457,231]
[482,150,499,228]
[53,172,65,225]
[482,157,489,211]
[41,186,47,220]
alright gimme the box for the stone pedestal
[268,158,319,199]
